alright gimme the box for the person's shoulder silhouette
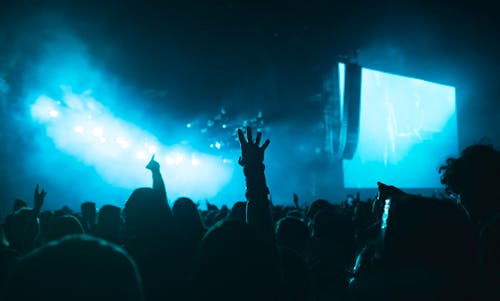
[5,235,143,301]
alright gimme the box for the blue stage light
[74,125,84,133]
[191,157,200,166]
[49,109,59,117]
[175,154,185,164]
[29,87,235,203]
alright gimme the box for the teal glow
[339,62,345,117]
[343,68,458,188]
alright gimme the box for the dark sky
[0,0,499,149]
[0,2,498,134]
[2,1,499,119]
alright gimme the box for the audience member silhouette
[1,128,498,301]
[3,185,46,254]
[12,199,27,212]
[80,201,97,234]
[276,216,309,257]
[440,143,500,289]
[45,214,84,241]
[123,187,181,301]
[193,220,281,301]
[227,200,247,222]
[95,204,124,246]
[5,235,143,301]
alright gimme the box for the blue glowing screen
[343,65,459,188]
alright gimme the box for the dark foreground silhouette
[1,128,499,301]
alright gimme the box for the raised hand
[237,127,270,167]
[376,181,405,201]
[293,193,300,209]
[34,184,47,214]
[146,154,160,172]
[373,181,405,217]
[146,154,170,210]
[238,127,273,241]
[206,200,218,211]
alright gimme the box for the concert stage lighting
[30,87,235,203]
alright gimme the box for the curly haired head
[439,143,500,220]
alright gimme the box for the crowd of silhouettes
[0,127,499,301]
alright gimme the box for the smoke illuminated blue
[30,87,235,203]
[16,31,250,208]
[343,67,458,188]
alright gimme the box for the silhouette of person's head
[440,143,500,222]
[311,210,353,245]
[172,197,204,234]
[46,215,84,242]
[306,199,333,220]
[123,188,170,240]
[81,202,96,222]
[5,235,143,301]
[193,221,280,301]
[124,189,179,301]
[383,195,476,272]
[351,195,477,301]
[96,205,124,245]
[13,199,27,212]
[3,208,39,253]
[227,201,246,222]
[276,216,309,256]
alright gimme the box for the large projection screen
[343,65,459,188]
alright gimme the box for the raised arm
[238,127,273,242]
[33,184,47,216]
[146,155,172,215]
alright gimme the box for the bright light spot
[175,154,184,164]
[116,137,129,148]
[92,127,103,137]
[74,125,84,133]
[148,145,157,153]
[222,124,227,129]
[223,158,230,164]
[30,95,57,122]
[137,151,146,160]
[49,109,59,117]
[215,142,221,149]
[209,143,214,148]
[166,156,175,165]
[186,123,192,128]
[30,87,236,203]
